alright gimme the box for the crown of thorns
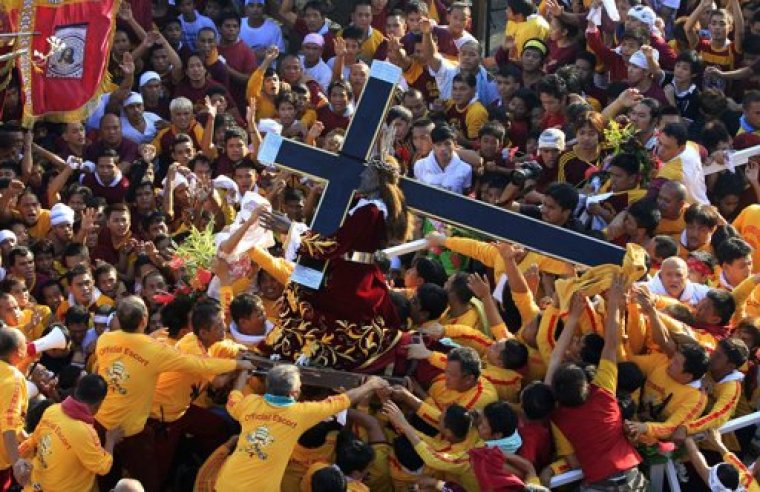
[368,157,400,178]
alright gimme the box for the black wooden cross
[258,61,624,288]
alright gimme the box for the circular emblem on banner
[46,24,87,79]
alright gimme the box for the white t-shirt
[300,55,332,92]
[326,57,351,83]
[120,112,163,145]
[179,11,217,52]
[239,17,285,53]
[413,151,472,194]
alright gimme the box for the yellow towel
[555,243,647,312]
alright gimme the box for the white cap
[50,203,76,226]
[303,33,325,47]
[627,5,656,29]
[162,172,189,191]
[0,230,16,244]
[628,48,658,70]
[538,128,566,151]
[124,92,144,107]
[139,71,161,88]
[258,119,283,135]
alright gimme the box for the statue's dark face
[358,165,379,195]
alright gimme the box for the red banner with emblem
[8,0,120,126]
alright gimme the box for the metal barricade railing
[549,411,760,490]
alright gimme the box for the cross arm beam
[400,178,626,267]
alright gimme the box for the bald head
[0,326,25,363]
[659,257,688,298]
[116,296,148,333]
[657,181,687,219]
[112,479,145,492]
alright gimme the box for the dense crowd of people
[3,0,760,490]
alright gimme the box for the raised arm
[202,102,220,158]
[497,242,530,294]
[421,18,442,72]
[47,160,76,206]
[601,273,625,363]
[684,0,712,49]
[466,272,504,328]
[729,0,744,53]
[278,0,299,29]
[331,37,347,83]
[544,293,585,385]
[19,131,33,184]
[633,284,676,356]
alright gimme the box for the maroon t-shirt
[80,173,130,204]
[316,105,350,134]
[85,138,139,166]
[92,228,128,266]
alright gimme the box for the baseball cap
[139,71,161,88]
[627,6,656,29]
[303,33,325,47]
[628,49,658,70]
[124,92,144,107]
[538,128,565,151]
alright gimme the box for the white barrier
[549,411,760,490]
[703,145,760,176]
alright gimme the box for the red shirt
[407,66,440,103]
[92,228,128,267]
[546,40,578,74]
[172,79,234,115]
[219,39,257,111]
[80,173,130,204]
[516,418,553,471]
[551,362,641,483]
[85,138,139,166]
[316,105,350,134]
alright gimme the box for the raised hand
[618,88,643,108]
[80,207,98,233]
[120,52,135,77]
[204,95,221,117]
[144,30,161,47]
[117,2,134,21]
[747,159,760,184]
[246,97,258,127]
[259,210,292,234]
[333,37,347,57]
[420,17,432,35]
[264,45,280,62]
[467,273,491,300]
[307,120,325,140]
[495,241,524,261]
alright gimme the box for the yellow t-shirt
[733,204,760,274]
[300,462,370,492]
[420,375,498,428]
[214,391,351,492]
[56,293,115,322]
[0,360,27,469]
[444,237,574,282]
[504,15,550,59]
[18,305,52,341]
[94,330,237,436]
[630,353,708,443]
[246,67,278,120]
[282,430,337,491]
[11,209,51,241]
[20,404,112,492]
[150,332,237,423]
